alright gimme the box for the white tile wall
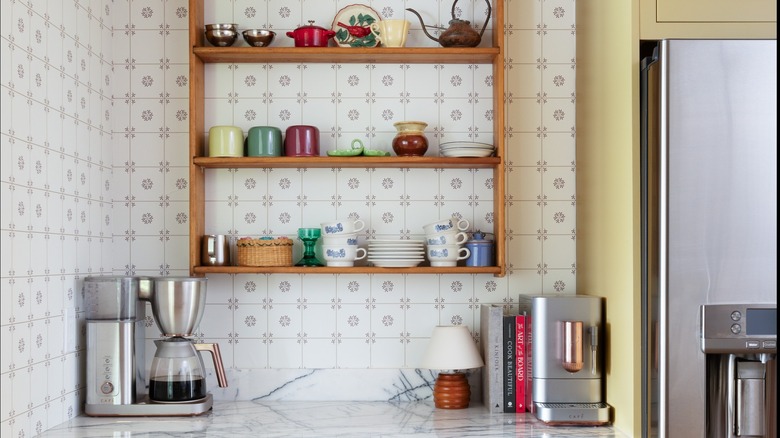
[0,0,577,435]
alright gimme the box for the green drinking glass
[296,228,323,267]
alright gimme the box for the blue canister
[464,232,494,267]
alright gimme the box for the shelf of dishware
[192,265,502,275]
[192,156,500,169]
[192,46,501,64]
[188,0,507,278]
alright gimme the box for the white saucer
[369,260,423,267]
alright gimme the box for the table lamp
[421,325,485,409]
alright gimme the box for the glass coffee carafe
[147,278,227,404]
[149,337,225,402]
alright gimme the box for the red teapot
[286,21,336,47]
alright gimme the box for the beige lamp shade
[420,325,485,371]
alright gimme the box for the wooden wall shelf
[193,266,502,275]
[193,46,500,64]
[188,0,506,277]
[193,156,500,169]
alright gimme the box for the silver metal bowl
[242,29,276,47]
[205,28,238,47]
[205,23,237,32]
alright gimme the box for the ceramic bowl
[208,125,244,157]
[242,29,276,47]
[205,28,238,47]
[246,126,283,157]
[284,125,320,156]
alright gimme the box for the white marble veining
[209,368,449,402]
[39,369,629,436]
[38,401,629,437]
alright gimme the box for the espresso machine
[84,276,227,416]
[518,294,611,425]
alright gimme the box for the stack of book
[480,304,533,413]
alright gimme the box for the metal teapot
[406,0,491,48]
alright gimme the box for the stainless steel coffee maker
[518,295,612,425]
[84,276,227,416]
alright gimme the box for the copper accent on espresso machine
[84,276,227,416]
[562,321,584,373]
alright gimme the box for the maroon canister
[284,125,320,156]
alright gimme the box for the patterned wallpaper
[0,0,576,436]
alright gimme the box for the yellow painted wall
[575,1,642,436]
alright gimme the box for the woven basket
[236,238,293,267]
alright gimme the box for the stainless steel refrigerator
[640,40,777,438]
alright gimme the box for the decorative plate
[331,4,381,48]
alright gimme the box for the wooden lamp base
[432,372,471,409]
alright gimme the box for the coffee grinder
[518,295,612,425]
[84,276,227,416]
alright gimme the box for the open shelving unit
[188,0,505,277]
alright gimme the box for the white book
[480,304,505,413]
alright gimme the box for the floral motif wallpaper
[0,0,576,435]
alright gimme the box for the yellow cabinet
[640,0,776,39]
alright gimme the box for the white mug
[426,244,470,267]
[321,219,365,235]
[322,245,367,267]
[423,217,470,235]
[370,19,410,48]
[425,231,468,246]
[321,233,359,247]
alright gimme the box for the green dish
[328,138,366,157]
[363,149,390,157]
[327,148,363,157]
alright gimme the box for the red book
[515,314,526,412]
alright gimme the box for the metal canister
[464,232,494,267]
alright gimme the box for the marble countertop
[39,401,629,437]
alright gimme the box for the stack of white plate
[367,239,425,267]
[439,141,495,158]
